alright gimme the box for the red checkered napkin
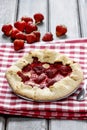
[0,39,87,119]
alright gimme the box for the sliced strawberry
[15,32,26,40]
[33,66,45,75]
[26,33,37,44]
[33,74,46,84]
[42,32,53,41]
[33,13,44,24]
[11,28,20,39]
[1,24,13,36]
[56,25,67,37]
[21,16,33,23]
[25,22,38,34]
[13,39,24,51]
[33,31,41,42]
[22,64,31,72]
[60,65,72,76]
[32,57,39,63]
[17,71,29,82]
[47,79,56,87]
[14,21,26,32]
[45,68,58,78]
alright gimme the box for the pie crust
[6,49,83,101]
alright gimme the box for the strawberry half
[13,39,24,51]
[14,21,26,32]
[1,24,13,36]
[56,25,67,37]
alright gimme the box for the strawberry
[25,22,38,34]
[26,33,37,44]
[15,32,26,40]
[1,24,13,36]
[33,66,45,75]
[14,21,26,32]
[13,39,24,51]
[33,13,44,24]
[56,25,67,37]
[33,31,41,42]
[11,28,20,39]
[21,16,33,23]
[45,68,58,78]
[60,65,72,76]
[33,74,46,84]
[47,79,56,87]
[42,32,53,41]
[17,71,29,82]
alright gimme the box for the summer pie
[6,49,83,101]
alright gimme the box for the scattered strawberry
[13,39,24,51]
[1,24,13,36]
[26,33,37,44]
[33,31,41,42]
[33,13,44,24]
[14,21,26,32]
[11,28,20,39]
[21,16,33,23]
[15,32,26,40]
[42,32,53,41]
[56,25,67,37]
[25,22,38,34]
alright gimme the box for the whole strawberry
[56,25,67,37]
[11,28,20,39]
[13,39,24,51]
[2,24,13,36]
[34,13,44,24]
[33,31,41,42]
[15,32,26,40]
[14,21,26,32]
[25,22,38,34]
[21,16,33,23]
[26,33,37,44]
[42,32,53,41]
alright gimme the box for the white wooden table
[0,0,87,129]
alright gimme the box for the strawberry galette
[6,49,83,101]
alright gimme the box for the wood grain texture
[49,120,87,130]
[0,117,5,130]
[18,0,48,37]
[0,0,18,43]
[49,0,80,39]
[78,0,87,37]
[6,118,48,130]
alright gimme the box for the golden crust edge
[5,49,84,101]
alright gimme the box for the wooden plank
[6,118,48,130]
[18,0,48,37]
[78,0,87,37]
[49,0,80,39]
[49,120,87,130]
[0,0,18,43]
[0,117,5,130]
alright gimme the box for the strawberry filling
[17,57,72,89]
